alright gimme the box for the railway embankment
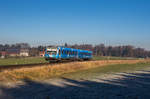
[0,59,150,82]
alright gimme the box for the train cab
[44,47,59,61]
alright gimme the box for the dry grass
[0,59,150,82]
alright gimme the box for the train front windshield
[47,51,57,55]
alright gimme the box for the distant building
[0,51,6,58]
[6,49,20,57]
[0,48,30,58]
[20,49,29,56]
[39,51,45,57]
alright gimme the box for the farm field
[62,61,150,79]
[0,56,138,66]
[0,59,150,99]
[93,56,138,60]
[0,59,150,82]
[0,57,48,66]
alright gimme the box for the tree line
[0,43,150,58]
[67,43,150,58]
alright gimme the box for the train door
[58,48,61,59]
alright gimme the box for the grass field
[0,59,150,82]
[0,56,138,66]
[0,57,48,66]
[62,62,150,79]
[93,56,138,60]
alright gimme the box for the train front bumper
[44,54,57,60]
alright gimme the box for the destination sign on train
[47,48,57,51]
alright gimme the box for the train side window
[64,50,66,54]
[73,51,74,55]
[72,51,74,55]
[65,50,67,55]
[67,50,69,55]
[67,51,68,55]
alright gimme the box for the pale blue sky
[0,0,150,49]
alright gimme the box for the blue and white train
[44,46,93,62]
